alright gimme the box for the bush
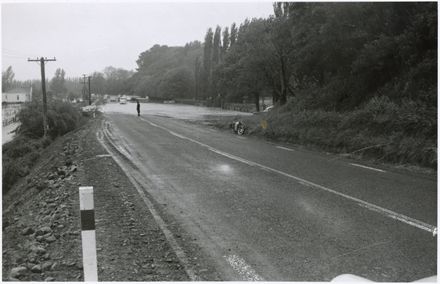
[18,100,82,138]
[3,100,83,194]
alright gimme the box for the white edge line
[276,146,294,152]
[142,118,436,236]
[350,163,386,173]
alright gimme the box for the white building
[2,87,32,103]
[2,87,32,126]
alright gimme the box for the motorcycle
[230,120,246,135]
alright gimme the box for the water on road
[101,102,252,120]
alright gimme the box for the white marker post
[79,186,98,281]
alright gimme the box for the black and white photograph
[1,1,437,282]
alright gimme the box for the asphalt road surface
[99,103,437,281]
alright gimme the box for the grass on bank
[3,100,85,194]
[214,96,436,169]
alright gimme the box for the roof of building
[2,87,31,95]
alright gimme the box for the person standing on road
[136,100,140,116]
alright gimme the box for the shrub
[18,100,82,139]
[3,100,83,194]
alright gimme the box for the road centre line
[276,146,294,152]
[141,118,437,235]
[350,163,386,173]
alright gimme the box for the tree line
[2,65,133,102]
[128,2,436,113]
[4,2,436,113]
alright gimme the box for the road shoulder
[2,114,195,281]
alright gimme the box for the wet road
[100,103,437,281]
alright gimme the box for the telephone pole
[28,57,56,137]
[81,75,92,105]
[81,74,87,104]
[88,76,92,105]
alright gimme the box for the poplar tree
[221,27,230,59]
[203,28,214,98]
[50,68,67,98]
[194,56,201,100]
[230,23,238,46]
[212,26,222,66]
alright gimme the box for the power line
[27,57,56,138]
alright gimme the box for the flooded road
[101,102,252,120]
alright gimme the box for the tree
[268,2,296,105]
[203,28,214,98]
[2,66,15,92]
[159,67,194,99]
[212,26,222,66]
[133,42,203,99]
[217,18,272,108]
[50,68,67,99]
[194,56,202,100]
[103,66,133,95]
[91,72,106,95]
[230,23,238,46]
[221,27,230,60]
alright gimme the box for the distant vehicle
[119,98,127,104]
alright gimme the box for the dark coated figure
[136,100,140,116]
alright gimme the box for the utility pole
[28,57,56,137]
[88,76,92,105]
[81,74,87,104]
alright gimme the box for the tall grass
[230,96,436,168]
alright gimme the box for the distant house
[2,87,32,126]
[2,87,32,104]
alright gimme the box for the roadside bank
[2,113,208,281]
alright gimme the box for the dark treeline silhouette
[127,2,436,113]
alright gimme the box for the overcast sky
[2,1,274,81]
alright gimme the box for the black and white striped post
[79,186,98,281]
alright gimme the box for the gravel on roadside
[2,114,195,281]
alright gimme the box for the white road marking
[142,118,437,235]
[96,154,112,158]
[276,146,294,152]
[350,163,386,173]
[224,255,265,281]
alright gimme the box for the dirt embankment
[2,115,193,281]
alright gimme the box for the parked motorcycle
[230,120,246,135]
